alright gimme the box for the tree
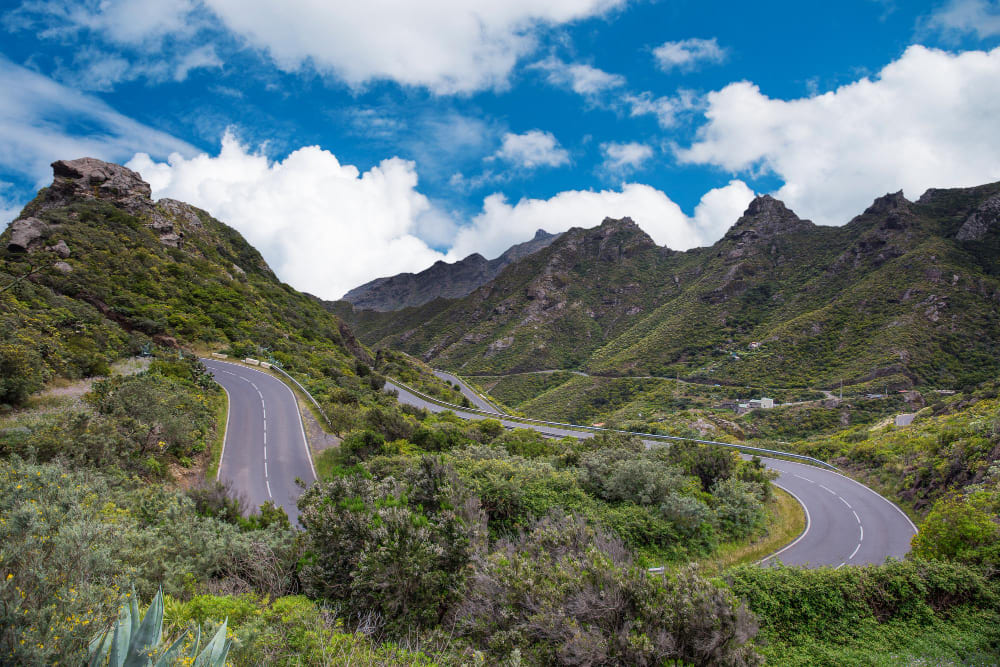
[911,493,999,565]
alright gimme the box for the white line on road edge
[280,377,317,481]
[215,384,233,482]
[756,482,812,565]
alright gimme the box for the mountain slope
[343,184,1000,390]
[0,158,375,404]
[342,229,560,311]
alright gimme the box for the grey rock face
[53,261,73,274]
[8,217,49,252]
[956,193,1000,241]
[51,158,151,203]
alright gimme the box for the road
[202,359,316,526]
[387,377,917,568]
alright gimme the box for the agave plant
[88,588,231,667]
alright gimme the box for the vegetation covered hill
[3,159,999,665]
[342,184,1000,392]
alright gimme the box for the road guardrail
[386,376,839,471]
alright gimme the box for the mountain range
[342,229,560,311]
[335,183,1000,391]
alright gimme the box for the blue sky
[2,0,1000,298]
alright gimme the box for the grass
[700,486,806,575]
[205,389,228,482]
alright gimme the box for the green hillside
[343,185,1000,392]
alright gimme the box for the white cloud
[173,45,223,81]
[600,141,653,173]
[653,37,727,72]
[923,0,1000,40]
[446,180,754,260]
[6,0,202,46]
[203,0,626,93]
[624,90,698,128]
[0,55,195,188]
[492,130,570,169]
[532,57,626,96]
[678,45,1000,225]
[127,132,447,300]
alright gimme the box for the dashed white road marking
[853,510,861,524]
[793,474,815,483]
[820,484,836,495]
[265,480,272,498]
[839,496,852,508]
[835,562,846,570]
[859,524,864,542]
[849,543,861,560]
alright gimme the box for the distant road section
[433,370,502,414]
[202,359,315,525]
[387,377,917,568]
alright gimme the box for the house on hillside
[747,397,775,409]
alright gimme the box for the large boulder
[7,217,48,252]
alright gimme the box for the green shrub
[454,512,760,666]
[298,457,485,635]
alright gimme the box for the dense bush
[0,459,298,663]
[298,457,485,635]
[454,512,761,666]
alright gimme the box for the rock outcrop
[956,193,1000,241]
[4,158,211,253]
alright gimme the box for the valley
[1,158,999,665]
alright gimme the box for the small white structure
[748,397,775,409]
[895,413,916,427]
[748,341,761,350]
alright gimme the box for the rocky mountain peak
[50,158,152,205]
[725,195,810,242]
[533,229,553,240]
[864,190,911,216]
[859,190,914,230]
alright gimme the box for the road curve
[433,370,502,414]
[202,359,316,525]
[387,377,917,567]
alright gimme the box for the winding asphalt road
[202,359,316,526]
[389,376,918,568]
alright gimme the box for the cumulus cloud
[446,180,754,260]
[203,0,627,93]
[923,0,1000,40]
[600,141,653,173]
[127,133,447,300]
[678,45,1000,225]
[492,130,570,169]
[0,55,195,188]
[653,37,727,72]
[532,57,626,96]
